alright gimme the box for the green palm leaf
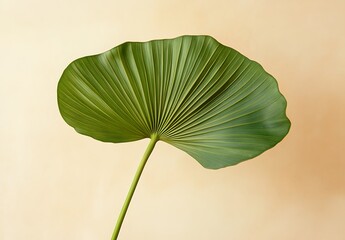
[57,35,290,239]
[58,35,290,168]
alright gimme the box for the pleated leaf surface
[57,35,290,169]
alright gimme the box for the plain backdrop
[1,0,344,239]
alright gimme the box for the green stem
[111,134,159,240]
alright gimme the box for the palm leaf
[58,35,290,168]
[57,35,290,239]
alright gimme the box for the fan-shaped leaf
[57,35,290,169]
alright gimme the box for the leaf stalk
[111,134,159,240]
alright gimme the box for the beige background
[1,0,344,239]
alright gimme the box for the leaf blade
[57,35,290,168]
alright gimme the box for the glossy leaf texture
[57,35,290,169]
